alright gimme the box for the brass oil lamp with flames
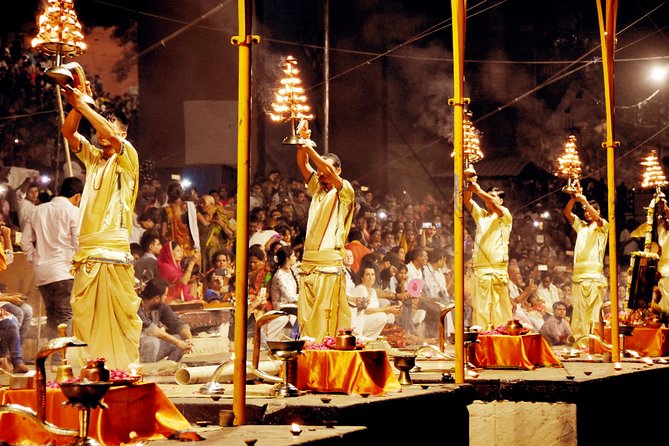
[556,135,582,195]
[268,56,315,145]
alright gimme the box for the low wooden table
[0,382,190,445]
[595,327,669,357]
[296,349,401,395]
[474,333,563,370]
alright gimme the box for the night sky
[4,0,669,197]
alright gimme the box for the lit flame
[32,0,86,57]
[640,149,668,189]
[451,110,484,165]
[556,135,582,180]
[268,56,314,123]
[291,423,301,432]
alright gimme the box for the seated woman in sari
[157,240,201,303]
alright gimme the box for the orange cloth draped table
[594,327,669,357]
[297,349,401,395]
[0,382,191,445]
[474,334,563,370]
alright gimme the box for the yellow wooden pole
[449,0,467,384]
[596,0,619,362]
[231,0,259,424]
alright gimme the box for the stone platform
[152,354,669,446]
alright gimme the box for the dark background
[4,0,669,203]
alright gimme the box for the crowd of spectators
[120,167,637,348]
[0,31,645,362]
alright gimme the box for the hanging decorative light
[451,110,484,178]
[268,56,315,145]
[31,0,87,180]
[556,135,582,194]
[640,149,668,191]
[31,0,86,57]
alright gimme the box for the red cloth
[475,333,563,370]
[0,382,190,445]
[297,349,401,395]
[594,327,669,357]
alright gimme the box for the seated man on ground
[0,224,30,373]
[540,300,572,346]
[0,307,29,373]
[0,291,33,348]
[138,277,195,363]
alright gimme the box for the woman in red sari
[157,240,201,303]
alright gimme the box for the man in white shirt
[508,262,539,332]
[535,272,560,315]
[16,179,40,230]
[21,177,83,368]
[406,247,428,283]
[405,247,428,337]
[421,247,451,338]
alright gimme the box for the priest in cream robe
[464,180,513,328]
[62,84,142,370]
[563,183,608,339]
[295,121,354,340]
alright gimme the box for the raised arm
[563,182,581,225]
[466,180,503,217]
[296,143,315,183]
[62,85,124,154]
[295,120,343,190]
[563,194,578,225]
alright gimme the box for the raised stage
[3,345,668,445]
[151,353,669,445]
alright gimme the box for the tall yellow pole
[449,0,467,384]
[231,0,259,424]
[596,0,619,363]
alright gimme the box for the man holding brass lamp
[563,181,608,340]
[62,77,142,370]
[295,121,355,340]
[464,178,513,329]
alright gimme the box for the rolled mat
[175,360,282,385]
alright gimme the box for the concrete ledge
[167,384,475,445]
[145,424,368,445]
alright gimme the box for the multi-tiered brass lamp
[268,56,315,145]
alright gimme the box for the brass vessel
[335,329,356,350]
[393,355,416,385]
[505,320,523,336]
[54,324,75,384]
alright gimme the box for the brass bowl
[266,340,305,352]
[60,381,112,406]
[464,331,480,343]
[393,354,416,385]
[393,354,416,370]
[619,324,635,336]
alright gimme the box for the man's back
[21,197,79,286]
